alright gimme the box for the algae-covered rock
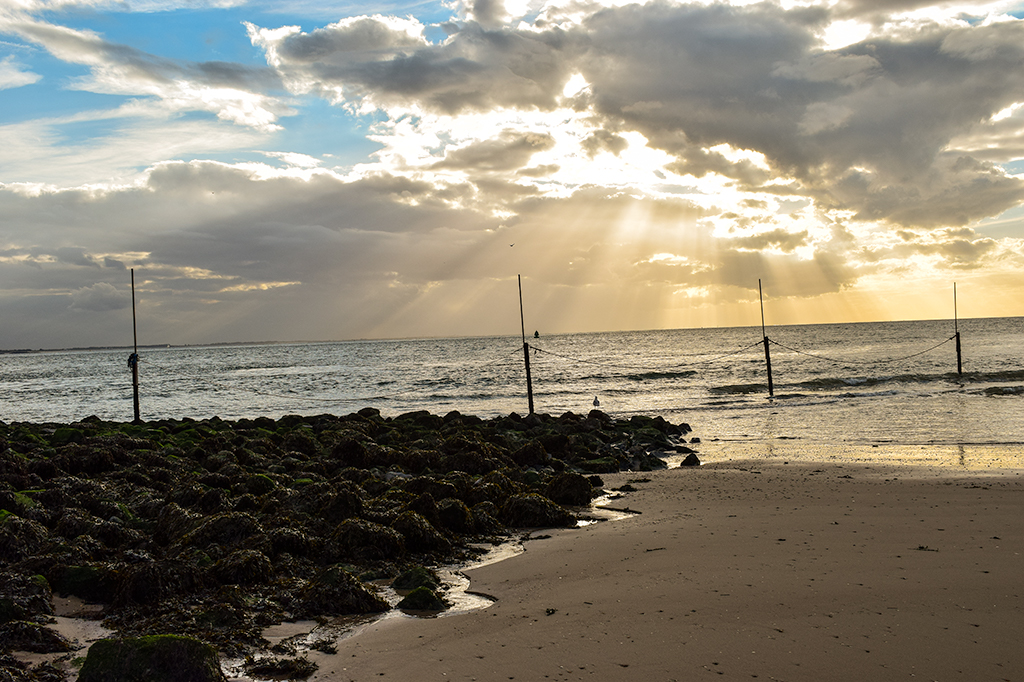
[178,512,263,550]
[502,493,576,528]
[0,571,53,622]
[52,563,118,603]
[397,586,447,611]
[330,518,405,562]
[212,549,274,586]
[391,511,451,554]
[243,656,317,680]
[113,560,205,607]
[78,635,227,682]
[435,498,474,533]
[0,515,52,564]
[545,471,595,506]
[471,501,503,534]
[392,566,440,591]
[0,620,73,653]
[294,567,389,618]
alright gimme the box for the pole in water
[518,274,535,415]
[954,282,962,376]
[129,269,141,424]
[759,279,774,397]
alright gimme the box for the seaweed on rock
[0,409,696,664]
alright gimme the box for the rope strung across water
[139,345,528,405]
[530,339,764,372]
[767,335,957,367]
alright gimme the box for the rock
[114,560,205,607]
[243,656,317,680]
[680,453,701,467]
[330,518,405,562]
[436,498,474,533]
[52,564,119,603]
[77,635,227,682]
[0,572,53,622]
[212,549,274,586]
[397,586,447,611]
[177,512,263,551]
[510,440,548,467]
[471,501,503,534]
[545,472,595,506]
[392,566,440,591]
[294,567,389,618]
[391,511,451,554]
[501,493,576,528]
[0,620,73,653]
[0,516,53,564]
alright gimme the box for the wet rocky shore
[0,408,695,681]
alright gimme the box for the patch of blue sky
[36,6,274,66]
[35,1,457,60]
[251,0,456,25]
[975,205,1024,240]
[44,115,131,149]
[271,96,385,168]
[1001,159,1024,174]
[0,72,129,126]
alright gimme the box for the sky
[1,0,1024,350]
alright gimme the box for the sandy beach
[315,458,1024,681]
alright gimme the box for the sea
[2,317,1022,468]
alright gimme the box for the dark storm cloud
[261,18,578,114]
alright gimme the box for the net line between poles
[530,340,764,373]
[768,335,957,367]
[138,345,526,406]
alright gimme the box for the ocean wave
[977,385,1024,397]
[709,383,766,395]
[625,370,698,381]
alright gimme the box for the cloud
[3,1,1024,347]
[431,130,555,171]
[251,16,578,114]
[69,282,130,312]
[5,15,289,130]
[246,2,1024,232]
[0,55,41,89]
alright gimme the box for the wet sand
[318,458,1024,681]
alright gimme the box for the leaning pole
[518,274,535,415]
[759,279,774,398]
[129,269,141,423]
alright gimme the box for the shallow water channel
[14,491,638,681]
[222,496,637,681]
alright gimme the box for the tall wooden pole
[759,279,774,397]
[954,282,962,376]
[130,269,141,423]
[518,275,535,414]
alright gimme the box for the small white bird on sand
[593,396,600,407]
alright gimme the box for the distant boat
[534,331,539,338]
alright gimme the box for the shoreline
[318,459,1024,681]
[3,411,1022,680]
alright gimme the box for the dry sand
[311,458,1024,681]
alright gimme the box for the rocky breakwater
[0,408,694,680]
